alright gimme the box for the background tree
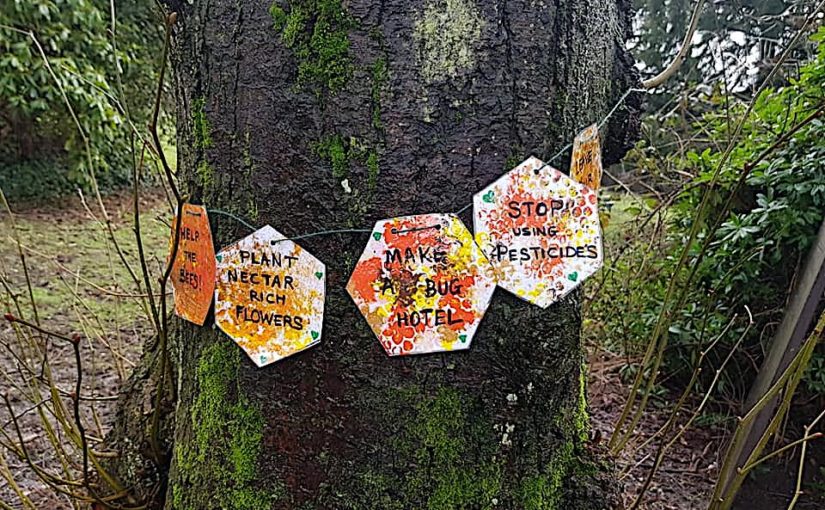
[632,0,820,107]
[111,0,641,508]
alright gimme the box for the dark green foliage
[0,148,136,203]
[592,29,825,397]
[0,0,165,200]
[672,31,825,394]
[0,154,74,202]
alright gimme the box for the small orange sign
[169,204,216,325]
[570,123,603,191]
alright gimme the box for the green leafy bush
[0,0,164,200]
[590,29,825,397]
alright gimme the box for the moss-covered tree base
[163,314,620,510]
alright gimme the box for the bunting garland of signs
[570,123,603,190]
[347,214,496,356]
[169,204,216,326]
[168,128,609,364]
[214,225,325,367]
[473,156,603,308]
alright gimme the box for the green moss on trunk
[314,135,349,179]
[170,341,278,510]
[192,98,213,149]
[519,441,574,510]
[333,387,504,509]
[402,388,503,509]
[269,0,355,94]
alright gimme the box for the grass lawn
[1,190,170,350]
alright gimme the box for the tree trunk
[130,0,641,508]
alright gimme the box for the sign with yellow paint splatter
[473,156,603,308]
[570,123,603,190]
[347,214,496,356]
[169,204,216,326]
[214,225,325,367]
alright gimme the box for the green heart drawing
[315,271,323,279]
[216,254,223,263]
[259,355,267,364]
[567,272,579,282]
[311,331,319,340]
[372,231,382,241]
[482,190,495,203]
[459,334,467,342]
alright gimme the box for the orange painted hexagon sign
[169,204,216,326]
[570,123,603,191]
[347,213,496,356]
[473,156,603,308]
[214,225,325,367]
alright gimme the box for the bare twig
[786,407,825,510]
[643,0,706,89]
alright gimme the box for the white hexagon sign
[473,156,603,308]
[347,213,496,356]
[215,225,325,367]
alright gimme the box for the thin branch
[787,407,825,510]
[643,0,706,89]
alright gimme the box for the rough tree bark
[109,0,641,508]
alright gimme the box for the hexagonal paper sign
[215,225,325,367]
[347,213,496,356]
[169,204,216,326]
[473,156,603,308]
